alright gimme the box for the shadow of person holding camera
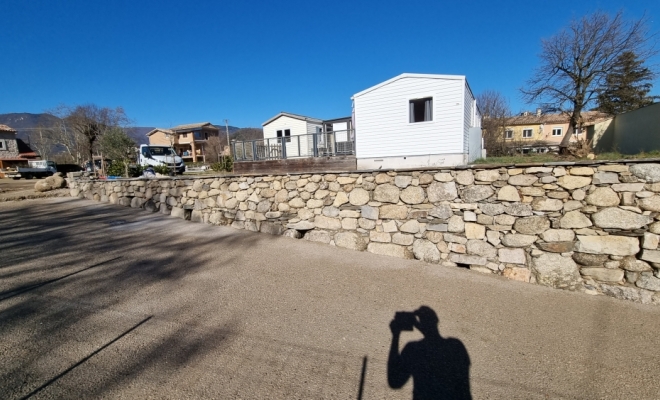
[387,306,471,399]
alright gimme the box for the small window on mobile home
[409,97,433,123]
[284,129,291,143]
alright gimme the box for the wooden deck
[233,156,357,175]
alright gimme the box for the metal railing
[233,130,355,162]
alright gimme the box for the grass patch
[474,150,660,165]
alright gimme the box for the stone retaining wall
[68,162,660,305]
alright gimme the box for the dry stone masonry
[68,161,660,305]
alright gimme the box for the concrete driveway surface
[1,198,659,399]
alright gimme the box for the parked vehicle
[3,160,57,180]
[138,145,185,174]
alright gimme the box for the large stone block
[461,185,494,202]
[380,205,409,220]
[592,172,620,184]
[479,203,505,216]
[171,206,185,219]
[334,232,367,251]
[585,187,620,207]
[475,170,500,182]
[349,188,370,205]
[575,235,639,256]
[373,184,400,203]
[501,234,537,247]
[560,211,592,229]
[467,239,496,258]
[532,253,581,288]
[504,204,533,216]
[413,239,441,263]
[638,196,660,212]
[531,197,563,211]
[630,164,660,183]
[497,185,521,202]
[513,216,550,235]
[581,267,624,282]
[557,175,592,190]
[429,203,454,219]
[367,243,414,259]
[639,249,660,263]
[427,182,458,202]
[464,223,485,239]
[503,266,531,282]
[636,275,660,291]
[592,207,653,230]
[400,186,425,204]
[508,174,538,186]
[611,183,645,192]
[498,248,526,264]
[304,230,332,243]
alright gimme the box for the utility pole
[224,119,230,153]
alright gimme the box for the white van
[138,145,185,174]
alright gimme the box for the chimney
[536,108,542,117]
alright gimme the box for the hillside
[0,113,261,146]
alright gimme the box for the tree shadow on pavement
[387,306,472,400]
[0,198,259,399]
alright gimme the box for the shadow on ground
[0,199,256,399]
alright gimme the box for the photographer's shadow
[387,306,471,399]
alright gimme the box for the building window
[504,130,513,139]
[277,129,291,143]
[409,97,433,123]
[522,129,533,138]
[182,133,187,138]
[552,128,562,136]
[0,139,5,150]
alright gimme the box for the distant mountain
[0,113,258,146]
[0,113,60,142]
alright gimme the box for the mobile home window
[409,97,433,123]
[552,128,562,136]
[522,129,533,138]
[276,129,291,143]
[504,130,513,139]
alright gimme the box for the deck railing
[232,130,355,162]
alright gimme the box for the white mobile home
[262,112,323,158]
[352,73,482,169]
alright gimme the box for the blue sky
[2,0,659,128]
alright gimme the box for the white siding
[332,122,348,141]
[353,76,465,159]
[263,116,307,139]
[306,122,322,135]
[463,82,474,159]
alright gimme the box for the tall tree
[596,51,657,114]
[521,11,655,151]
[477,90,511,156]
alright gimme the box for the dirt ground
[0,177,69,202]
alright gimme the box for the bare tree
[477,90,511,156]
[29,122,55,161]
[45,105,88,165]
[206,135,224,162]
[521,10,656,151]
[45,104,130,170]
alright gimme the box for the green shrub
[152,164,171,175]
[211,156,233,172]
[107,161,144,177]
